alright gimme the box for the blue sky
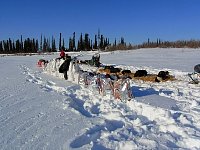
[1,0,200,44]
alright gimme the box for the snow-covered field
[1,48,200,150]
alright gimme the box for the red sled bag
[37,59,48,68]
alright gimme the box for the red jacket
[60,50,65,57]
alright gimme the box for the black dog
[121,70,132,75]
[155,71,169,82]
[109,68,121,73]
[134,70,147,77]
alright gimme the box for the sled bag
[194,64,200,73]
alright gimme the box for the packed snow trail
[0,56,92,150]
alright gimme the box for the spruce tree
[79,33,84,51]
[0,41,3,53]
[51,36,56,52]
[20,35,23,52]
[36,40,39,52]
[62,38,65,50]
[12,40,15,53]
[16,40,20,53]
[93,35,98,49]
[99,35,104,49]
[77,40,80,51]
[148,38,150,46]
[3,40,9,53]
[40,34,43,52]
[120,37,125,45]
[59,33,62,51]
[47,38,51,52]
[68,37,73,51]
[98,29,100,49]
[73,32,76,51]
[9,38,12,52]
[90,39,93,50]
[43,37,47,52]
[84,33,89,50]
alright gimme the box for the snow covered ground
[1,48,200,150]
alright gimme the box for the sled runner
[188,64,200,84]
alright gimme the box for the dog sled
[188,64,200,84]
[42,54,133,102]
[78,53,101,67]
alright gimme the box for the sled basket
[188,64,200,84]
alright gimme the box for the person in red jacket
[60,49,65,59]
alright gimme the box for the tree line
[0,32,111,54]
[137,38,200,49]
[1,34,200,54]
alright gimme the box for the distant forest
[1,32,200,54]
